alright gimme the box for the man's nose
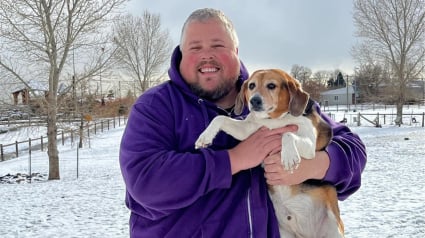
[200,48,215,60]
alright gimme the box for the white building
[320,86,356,107]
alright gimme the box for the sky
[125,0,358,75]
[1,106,425,237]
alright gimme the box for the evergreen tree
[335,72,346,87]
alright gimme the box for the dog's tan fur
[195,69,344,237]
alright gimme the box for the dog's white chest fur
[270,186,343,238]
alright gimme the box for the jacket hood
[167,45,249,101]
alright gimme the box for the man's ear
[287,80,309,116]
[234,80,247,115]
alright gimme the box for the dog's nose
[250,96,262,109]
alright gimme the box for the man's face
[179,19,240,101]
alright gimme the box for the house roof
[11,80,48,93]
[321,86,355,95]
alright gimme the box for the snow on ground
[0,105,425,237]
[0,128,129,238]
[341,126,425,238]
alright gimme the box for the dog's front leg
[195,116,259,149]
[280,133,316,171]
[280,133,301,171]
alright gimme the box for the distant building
[9,81,48,105]
[405,80,425,103]
[320,86,356,107]
[12,88,30,105]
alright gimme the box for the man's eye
[267,83,276,90]
[248,83,256,90]
[212,45,224,48]
[189,46,201,51]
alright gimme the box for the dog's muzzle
[250,95,263,111]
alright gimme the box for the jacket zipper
[247,168,253,238]
[247,187,253,238]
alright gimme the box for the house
[320,86,356,107]
[10,80,48,105]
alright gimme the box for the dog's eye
[267,83,276,90]
[248,82,256,90]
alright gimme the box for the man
[120,8,366,238]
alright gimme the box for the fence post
[29,138,32,183]
[62,131,65,146]
[107,120,110,130]
[94,123,97,135]
[357,113,361,126]
[28,138,32,156]
[376,112,380,126]
[77,145,79,179]
[87,123,91,148]
[87,123,90,138]
[1,144,3,161]
[113,117,116,128]
[422,112,424,127]
[101,121,104,133]
[41,136,44,151]
[15,141,19,158]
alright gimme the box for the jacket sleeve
[317,104,367,200]
[119,95,233,220]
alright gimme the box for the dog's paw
[281,148,301,172]
[195,132,214,149]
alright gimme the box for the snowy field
[0,105,424,238]
[0,127,129,238]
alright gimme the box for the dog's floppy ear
[234,80,248,115]
[287,79,309,116]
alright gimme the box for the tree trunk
[395,88,404,126]
[47,94,60,180]
[395,101,403,126]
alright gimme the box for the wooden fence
[332,112,425,128]
[0,116,127,161]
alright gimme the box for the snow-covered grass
[0,105,424,237]
[0,128,129,238]
[341,126,425,238]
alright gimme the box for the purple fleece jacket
[119,46,367,238]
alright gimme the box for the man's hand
[263,150,330,186]
[228,125,298,174]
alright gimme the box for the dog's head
[235,69,309,119]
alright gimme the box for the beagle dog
[195,69,344,238]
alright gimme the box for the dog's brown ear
[288,80,309,116]
[234,81,248,115]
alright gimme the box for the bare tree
[353,63,392,103]
[290,64,312,85]
[0,0,127,180]
[353,0,425,123]
[302,80,327,102]
[113,11,172,93]
[313,70,334,86]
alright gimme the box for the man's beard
[189,78,237,102]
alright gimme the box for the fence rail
[329,112,425,127]
[0,116,127,162]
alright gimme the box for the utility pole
[100,47,105,99]
[422,78,425,105]
[72,47,77,118]
[346,75,349,111]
